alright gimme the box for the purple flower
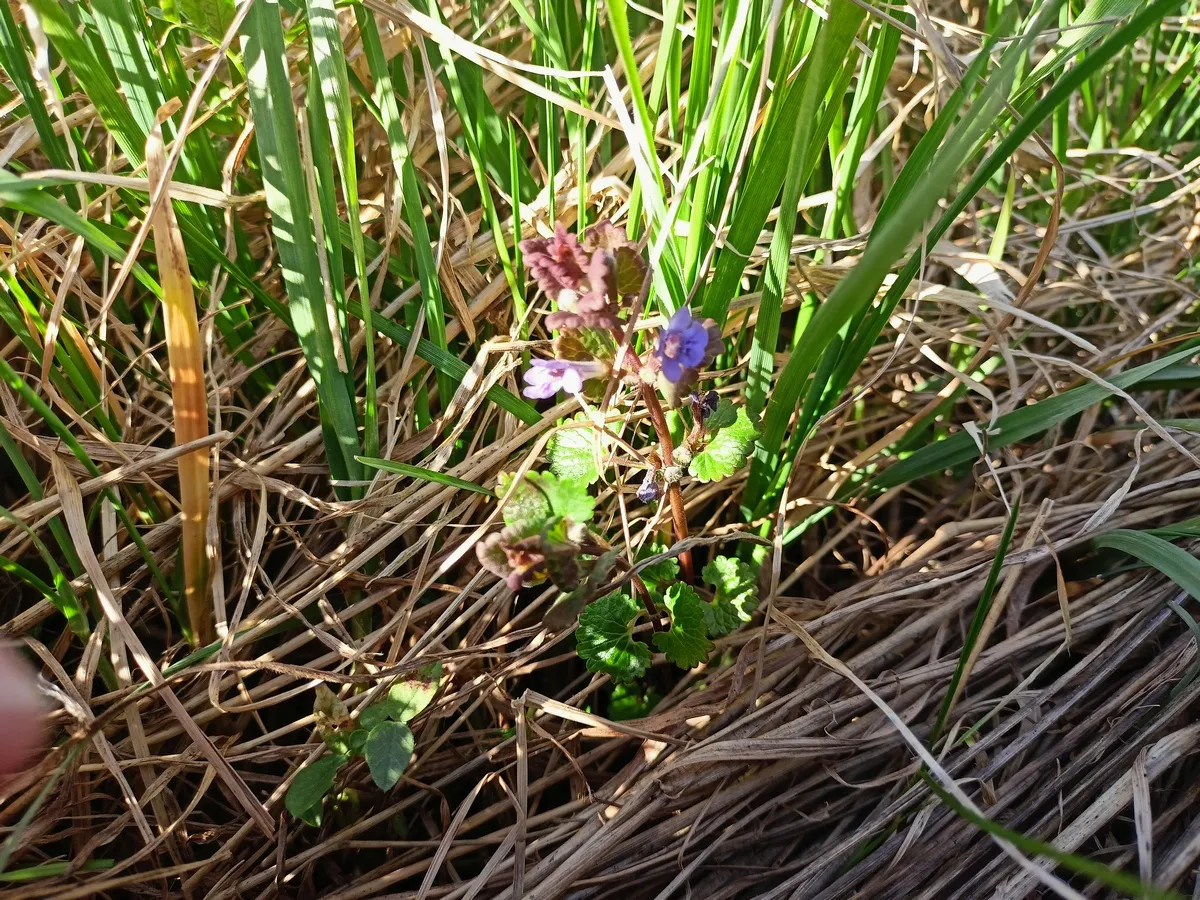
[521,359,606,400]
[655,307,722,383]
[636,469,661,503]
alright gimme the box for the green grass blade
[1024,0,1148,88]
[307,0,377,458]
[825,0,1181,443]
[870,341,1199,492]
[1122,41,1199,144]
[873,343,1200,494]
[90,0,169,135]
[747,2,1056,502]
[0,171,161,295]
[0,2,73,171]
[23,0,146,164]
[700,9,854,325]
[354,4,453,407]
[0,354,172,603]
[0,859,115,883]
[346,301,540,425]
[933,497,1020,741]
[241,0,362,484]
[745,0,865,417]
[924,778,1183,900]
[356,457,492,496]
[1092,530,1200,601]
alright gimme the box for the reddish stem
[605,267,693,585]
[638,383,694,584]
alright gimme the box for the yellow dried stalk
[146,100,210,645]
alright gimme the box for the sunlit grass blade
[307,0,377,458]
[870,341,1199,492]
[241,0,362,485]
[700,6,853,325]
[356,457,492,496]
[419,2,522,337]
[147,104,211,646]
[0,1,73,171]
[603,0,686,309]
[354,4,453,408]
[22,0,146,164]
[1092,530,1200,601]
[1023,0,1149,89]
[745,0,865,417]
[823,0,1183,457]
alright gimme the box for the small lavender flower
[656,307,722,383]
[521,359,606,400]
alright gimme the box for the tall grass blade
[1092,530,1200,602]
[241,0,362,485]
[745,0,865,417]
[870,342,1198,491]
[354,4,454,407]
[934,498,1020,740]
[307,0,378,457]
[0,2,72,171]
[924,778,1183,900]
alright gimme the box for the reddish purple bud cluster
[520,221,644,331]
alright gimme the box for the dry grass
[3,0,1200,898]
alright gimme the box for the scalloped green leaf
[704,398,738,431]
[547,420,601,486]
[364,721,415,790]
[701,556,758,636]
[689,407,759,483]
[653,584,714,670]
[576,592,651,683]
[636,543,680,591]
[496,472,553,537]
[528,471,594,525]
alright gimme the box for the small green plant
[285,665,442,825]
[474,224,762,683]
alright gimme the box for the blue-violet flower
[656,307,722,383]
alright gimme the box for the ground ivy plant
[286,664,441,825]
[476,222,762,683]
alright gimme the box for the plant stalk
[639,383,693,584]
